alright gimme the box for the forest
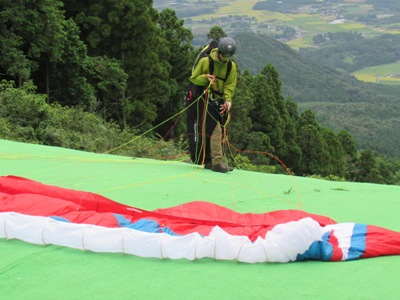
[1,0,399,185]
[231,32,400,159]
[299,32,400,73]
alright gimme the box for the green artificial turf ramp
[1,139,400,300]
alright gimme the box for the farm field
[353,61,400,85]
[154,0,397,46]
[191,0,292,22]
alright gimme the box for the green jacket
[189,48,237,102]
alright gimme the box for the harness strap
[208,56,232,82]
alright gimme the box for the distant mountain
[234,32,400,157]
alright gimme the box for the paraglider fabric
[2,175,400,263]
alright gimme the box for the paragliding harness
[185,40,232,165]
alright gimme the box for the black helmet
[218,37,236,58]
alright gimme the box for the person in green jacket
[186,37,238,173]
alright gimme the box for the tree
[295,110,330,175]
[296,124,330,176]
[227,71,276,166]
[284,99,299,122]
[0,80,49,142]
[36,19,96,109]
[84,56,128,121]
[0,0,32,86]
[0,0,96,108]
[154,9,194,138]
[261,65,300,167]
[354,149,389,184]
[296,110,319,131]
[250,66,287,164]
[338,130,358,180]
[240,132,273,165]
[207,26,227,41]
[376,156,395,184]
[322,128,346,177]
[63,0,172,129]
[0,0,66,88]
[228,71,256,151]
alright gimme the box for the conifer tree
[0,0,95,107]
[261,65,301,169]
[338,130,358,180]
[355,149,382,183]
[322,128,346,177]
[228,71,256,151]
[84,56,128,121]
[153,9,194,138]
[295,111,330,176]
[250,71,284,155]
[207,26,227,41]
[63,0,171,129]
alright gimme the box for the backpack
[192,40,232,82]
[185,40,232,102]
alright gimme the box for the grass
[353,61,400,85]
[191,0,292,22]
[287,36,314,49]
[2,138,400,300]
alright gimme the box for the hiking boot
[211,163,234,173]
[204,162,212,169]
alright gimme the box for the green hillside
[298,33,400,82]
[233,32,400,158]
